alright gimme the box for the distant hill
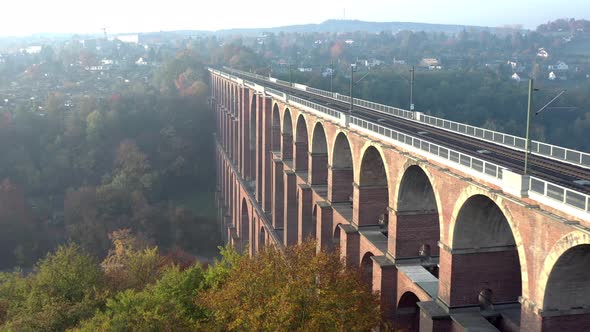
[0,19,516,44]
[213,19,507,36]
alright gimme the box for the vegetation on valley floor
[0,236,382,331]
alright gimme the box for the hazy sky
[1,0,588,36]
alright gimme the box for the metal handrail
[265,87,285,99]
[529,176,590,213]
[350,117,504,180]
[420,114,590,168]
[221,66,590,168]
[287,95,341,119]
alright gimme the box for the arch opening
[543,244,590,312]
[240,199,250,254]
[251,217,256,255]
[357,146,389,230]
[271,104,281,152]
[395,166,440,274]
[361,252,374,289]
[281,109,293,160]
[453,195,515,249]
[294,115,309,172]
[397,166,437,213]
[397,292,420,332]
[330,133,354,205]
[310,123,328,186]
[449,195,521,308]
[233,85,239,115]
[333,224,342,250]
[307,204,318,242]
[259,226,266,250]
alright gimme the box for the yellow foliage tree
[200,241,381,331]
[101,229,164,291]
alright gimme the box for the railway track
[234,73,590,195]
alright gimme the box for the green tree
[86,110,106,144]
[1,244,105,331]
[73,264,207,332]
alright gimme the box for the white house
[363,59,384,68]
[511,73,521,82]
[549,71,556,80]
[548,61,569,71]
[135,57,148,66]
[537,48,549,58]
[507,61,517,69]
[297,67,312,72]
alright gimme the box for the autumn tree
[152,49,205,95]
[0,244,106,331]
[200,241,381,331]
[101,229,165,292]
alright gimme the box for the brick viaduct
[210,70,590,331]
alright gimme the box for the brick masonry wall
[310,153,329,185]
[329,168,353,203]
[355,186,388,226]
[298,186,314,242]
[283,171,298,245]
[439,248,521,307]
[272,159,284,229]
[390,212,440,258]
[294,142,308,171]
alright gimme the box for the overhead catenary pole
[349,64,355,113]
[524,80,569,175]
[410,65,415,111]
[524,79,533,175]
[330,59,334,93]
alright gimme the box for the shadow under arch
[240,198,250,253]
[310,122,329,186]
[396,291,421,332]
[329,131,354,205]
[356,145,389,230]
[392,164,441,261]
[271,103,281,152]
[294,114,309,172]
[537,231,590,312]
[281,108,293,160]
[444,192,525,308]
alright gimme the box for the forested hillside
[0,47,218,269]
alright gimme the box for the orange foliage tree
[200,241,381,331]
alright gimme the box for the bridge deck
[232,70,590,198]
